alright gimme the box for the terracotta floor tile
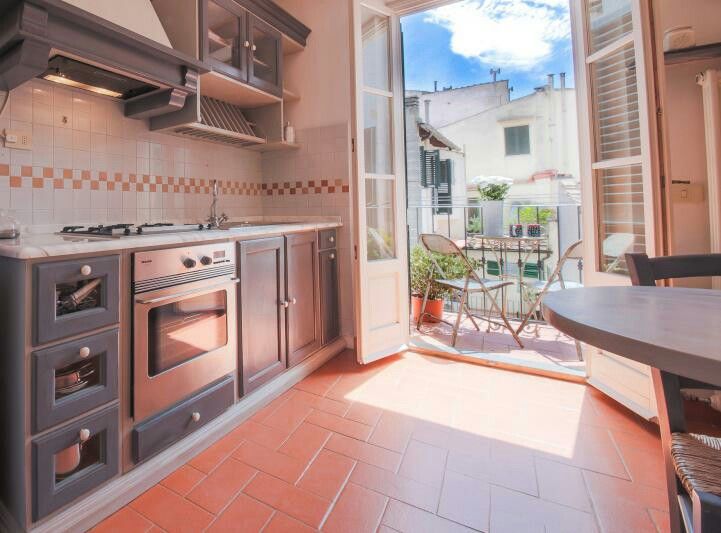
[243,472,330,528]
[206,493,273,532]
[186,457,257,514]
[325,433,402,471]
[232,440,306,483]
[344,402,384,426]
[398,439,448,488]
[298,449,356,501]
[293,389,350,416]
[260,399,314,434]
[249,390,295,423]
[490,485,597,533]
[583,470,667,533]
[278,421,332,463]
[229,420,292,449]
[437,470,490,531]
[264,512,318,533]
[160,464,206,496]
[306,409,374,441]
[368,412,416,453]
[534,457,592,512]
[130,485,214,533]
[188,434,242,474]
[349,461,440,513]
[321,482,388,533]
[381,499,475,533]
[295,369,341,397]
[90,507,154,533]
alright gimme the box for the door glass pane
[366,179,396,261]
[207,1,239,68]
[590,43,640,161]
[364,93,393,175]
[148,291,228,376]
[252,23,279,86]
[597,164,645,274]
[361,7,391,92]
[587,0,632,53]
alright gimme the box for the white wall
[408,81,510,128]
[440,89,580,190]
[658,0,721,282]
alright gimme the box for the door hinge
[354,245,358,261]
[351,138,355,153]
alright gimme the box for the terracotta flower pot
[411,295,444,323]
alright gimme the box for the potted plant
[410,245,479,323]
[471,175,513,237]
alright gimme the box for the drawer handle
[329,253,335,260]
[328,236,335,243]
[79,428,91,442]
[80,265,92,276]
[79,346,91,359]
[191,412,201,423]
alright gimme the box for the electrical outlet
[2,129,33,150]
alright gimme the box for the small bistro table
[542,286,721,533]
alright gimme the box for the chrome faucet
[208,179,228,228]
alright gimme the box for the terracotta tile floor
[92,350,669,533]
[412,312,586,373]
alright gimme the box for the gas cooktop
[59,223,214,237]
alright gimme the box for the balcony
[408,203,585,377]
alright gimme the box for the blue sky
[402,0,574,99]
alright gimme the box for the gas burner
[60,224,134,237]
[58,223,211,238]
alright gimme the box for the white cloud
[426,0,570,69]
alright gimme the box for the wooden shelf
[246,140,301,152]
[283,87,300,102]
[282,35,304,56]
[200,71,281,108]
[665,42,721,65]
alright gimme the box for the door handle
[137,278,239,305]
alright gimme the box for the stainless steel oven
[133,243,237,422]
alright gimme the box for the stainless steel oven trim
[133,275,237,423]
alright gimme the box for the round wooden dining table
[542,285,721,533]
[542,286,721,386]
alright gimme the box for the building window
[505,125,530,156]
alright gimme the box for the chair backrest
[626,253,721,286]
[543,239,583,288]
[419,233,478,281]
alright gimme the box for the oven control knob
[200,256,213,266]
[182,257,197,269]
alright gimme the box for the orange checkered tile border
[0,165,350,196]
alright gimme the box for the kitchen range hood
[0,0,208,119]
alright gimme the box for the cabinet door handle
[252,44,257,52]
[80,264,92,276]
[291,297,297,305]
[329,253,335,260]
[280,300,290,308]
[79,428,91,442]
[244,40,250,48]
[79,346,91,359]
[328,236,335,243]
[191,412,201,422]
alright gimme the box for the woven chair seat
[671,432,721,497]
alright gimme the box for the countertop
[0,218,342,259]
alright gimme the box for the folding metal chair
[417,233,523,348]
[515,239,584,359]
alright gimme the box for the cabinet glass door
[205,0,245,80]
[248,14,282,96]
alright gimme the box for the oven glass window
[148,291,228,376]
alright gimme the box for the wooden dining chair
[626,252,721,533]
[418,233,523,348]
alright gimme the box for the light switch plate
[2,129,33,150]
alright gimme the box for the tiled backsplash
[0,80,264,227]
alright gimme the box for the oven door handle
[136,278,240,306]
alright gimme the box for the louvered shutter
[435,159,452,214]
[420,149,439,188]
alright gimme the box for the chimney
[424,99,431,123]
[434,81,438,92]
[547,74,555,90]
[560,72,566,90]
[490,68,500,82]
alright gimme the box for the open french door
[351,0,410,364]
[571,0,664,418]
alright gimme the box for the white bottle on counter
[284,122,295,144]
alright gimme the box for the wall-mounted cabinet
[151,0,309,152]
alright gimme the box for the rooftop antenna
[490,68,501,82]
[434,80,438,92]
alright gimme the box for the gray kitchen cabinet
[32,405,119,521]
[34,255,120,345]
[319,249,340,345]
[32,329,119,433]
[286,232,320,367]
[239,237,287,394]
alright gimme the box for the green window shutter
[435,159,453,214]
[420,149,440,188]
